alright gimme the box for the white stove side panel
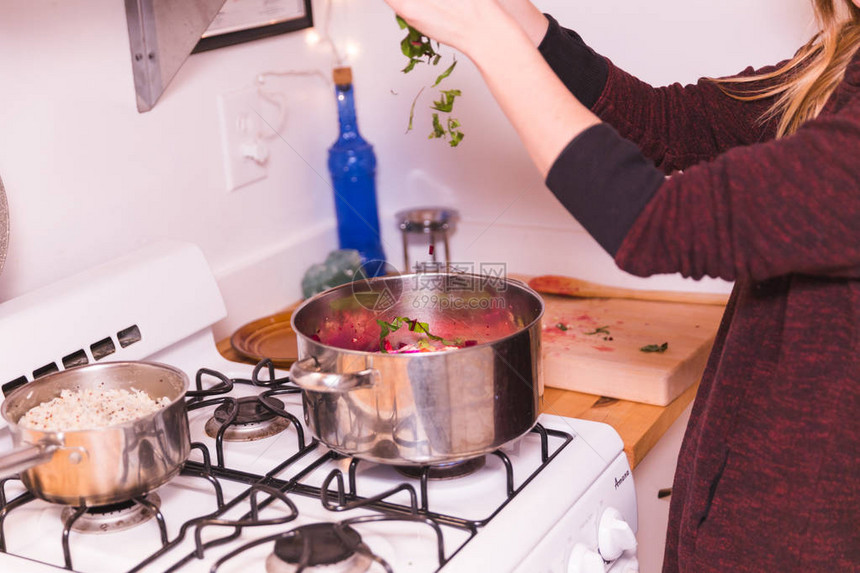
[443,416,629,572]
[0,241,226,404]
[512,453,637,573]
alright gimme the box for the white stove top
[0,241,638,573]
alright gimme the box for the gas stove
[0,241,638,573]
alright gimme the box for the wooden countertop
[216,335,697,470]
[541,383,696,469]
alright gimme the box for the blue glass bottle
[327,66,386,277]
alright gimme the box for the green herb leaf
[584,326,611,336]
[556,323,569,331]
[431,89,460,113]
[406,87,425,133]
[395,14,465,147]
[447,117,464,147]
[640,342,669,353]
[429,113,445,139]
[432,60,457,87]
[376,316,461,351]
[397,19,437,71]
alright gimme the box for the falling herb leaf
[406,86,425,133]
[395,15,464,146]
[432,60,457,87]
[429,113,446,139]
[431,89,460,113]
[447,117,464,146]
[426,109,464,146]
[640,342,669,353]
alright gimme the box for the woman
[384,0,860,571]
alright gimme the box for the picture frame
[192,0,314,54]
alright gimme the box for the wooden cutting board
[538,294,725,406]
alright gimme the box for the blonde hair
[716,0,860,137]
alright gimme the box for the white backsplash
[0,0,813,339]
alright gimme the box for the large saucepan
[289,273,544,466]
[0,361,191,506]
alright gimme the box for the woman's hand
[384,0,547,53]
[384,0,600,177]
[384,0,507,58]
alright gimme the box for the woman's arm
[497,0,547,45]
[591,63,780,173]
[537,16,779,172]
[547,106,860,281]
[611,108,860,281]
[387,1,860,281]
[387,1,775,175]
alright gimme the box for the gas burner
[60,494,161,534]
[395,456,486,480]
[205,396,291,441]
[265,523,372,573]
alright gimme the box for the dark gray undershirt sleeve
[537,14,608,108]
[546,124,666,256]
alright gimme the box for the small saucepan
[0,361,191,506]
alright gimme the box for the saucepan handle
[0,439,60,479]
[289,357,377,393]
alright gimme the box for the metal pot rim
[290,272,545,355]
[1,360,189,432]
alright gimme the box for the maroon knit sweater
[539,17,860,573]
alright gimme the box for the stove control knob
[567,543,605,573]
[598,507,637,562]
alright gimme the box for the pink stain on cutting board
[541,328,576,343]
[591,345,615,352]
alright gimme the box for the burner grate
[0,360,576,573]
[186,361,306,467]
[60,494,164,535]
[0,468,225,571]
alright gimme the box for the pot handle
[0,439,60,479]
[289,357,377,393]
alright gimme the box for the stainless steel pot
[289,273,544,466]
[0,361,191,506]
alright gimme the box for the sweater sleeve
[538,15,781,173]
[548,94,860,281]
[613,104,860,282]
[546,124,665,255]
[537,15,608,108]
[593,63,780,174]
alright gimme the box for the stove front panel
[0,345,628,572]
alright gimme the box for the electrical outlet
[217,88,269,192]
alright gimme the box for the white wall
[0,0,814,338]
